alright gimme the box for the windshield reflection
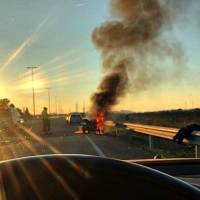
[0,1,199,161]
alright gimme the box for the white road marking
[85,135,105,157]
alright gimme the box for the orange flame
[95,112,104,134]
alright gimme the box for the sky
[0,0,200,114]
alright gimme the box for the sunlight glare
[0,17,50,73]
[0,85,7,99]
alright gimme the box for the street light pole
[27,67,37,117]
[46,87,52,114]
[55,96,57,116]
[58,100,60,116]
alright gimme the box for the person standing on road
[41,107,51,134]
[125,114,129,122]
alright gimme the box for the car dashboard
[0,155,199,199]
[127,158,200,190]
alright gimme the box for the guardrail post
[195,145,200,158]
[149,135,155,148]
[104,125,109,133]
[116,127,118,135]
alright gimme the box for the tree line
[0,98,32,120]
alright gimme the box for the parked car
[66,113,82,125]
[0,106,24,133]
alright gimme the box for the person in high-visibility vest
[41,107,51,134]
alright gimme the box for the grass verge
[104,129,195,158]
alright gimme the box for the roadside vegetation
[107,109,200,128]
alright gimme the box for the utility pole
[83,101,85,113]
[27,67,37,117]
[58,100,61,115]
[46,87,52,114]
[55,96,57,116]
[60,102,62,115]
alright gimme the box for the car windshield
[71,115,81,118]
[0,0,200,163]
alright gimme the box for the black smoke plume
[89,0,188,117]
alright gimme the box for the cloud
[75,3,88,7]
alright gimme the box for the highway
[0,117,154,161]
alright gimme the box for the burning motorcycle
[82,119,102,134]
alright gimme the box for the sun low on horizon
[0,0,200,115]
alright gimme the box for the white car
[66,113,82,125]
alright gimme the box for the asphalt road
[0,117,154,161]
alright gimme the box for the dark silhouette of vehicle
[82,119,100,134]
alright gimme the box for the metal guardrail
[104,121,200,158]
